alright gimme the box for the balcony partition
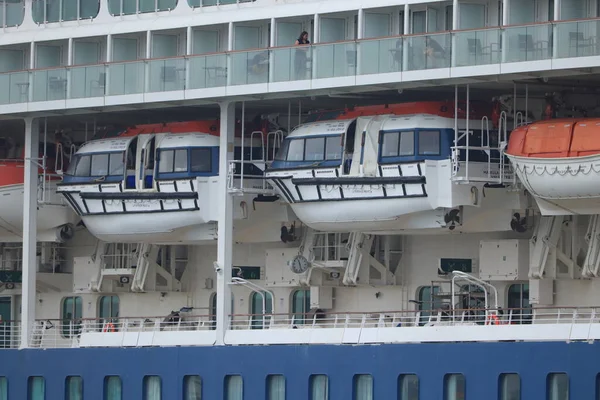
[2,18,600,107]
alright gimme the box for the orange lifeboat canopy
[506,119,600,158]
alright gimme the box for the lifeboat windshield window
[287,139,305,161]
[91,153,109,176]
[174,149,187,172]
[381,131,415,158]
[418,130,440,156]
[158,150,174,173]
[305,138,325,161]
[74,155,91,177]
[109,153,125,176]
[325,136,342,160]
[190,148,212,173]
[274,139,290,161]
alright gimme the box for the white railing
[15,306,600,349]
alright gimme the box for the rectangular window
[325,136,342,160]
[267,375,285,400]
[225,375,243,400]
[174,149,187,172]
[418,130,440,155]
[0,377,7,400]
[381,131,415,159]
[398,374,419,400]
[399,131,415,156]
[309,375,328,400]
[28,376,45,400]
[286,139,305,161]
[109,153,125,176]
[305,137,325,161]
[91,153,109,176]
[61,296,82,338]
[499,373,520,400]
[74,155,91,176]
[183,375,202,400]
[353,375,373,400]
[190,148,212,173]
[158,150,175,173]
[381,132,399,157]
[444,374,465,400]
[547,373,568,400]
[143,376,161,400]
[104,376,122,400]
[66,376,83,400]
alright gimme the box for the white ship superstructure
[0,0,600,398]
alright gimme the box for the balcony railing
[0,18,599,108]
[9,306,600,349]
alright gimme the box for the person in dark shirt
[294,31,310,79]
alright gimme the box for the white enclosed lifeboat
[57,121,290,244]
[266,102,525,234]
[507,118,600,215]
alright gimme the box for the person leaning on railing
[294,31,310,80]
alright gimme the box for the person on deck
[294,31,311,80]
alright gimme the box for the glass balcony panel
[271,46,312,82]
[219,0,237,4]
[5,1,24,27]
[33,69,67,101]
[454,28,502,67]
[139,0,154,12]
[32,0,44,23]
[148,58,185,92]
[157,0,176,10]
[555,20,600,58]
[62,0,77,21]
[359,37,402,75]
[3,71,29,103]
[70,65,106,99]
[107,0,120,15]
[122,0,136,14]
[231,50,269,86]
[202,0,217,5]
[0,3,3,27]
[314,42,357,79]
[188,53,227,89]
[405,33,451,71]
[47,0,60,22]
[108,61,144,96]
[504,24,552,63]
[80,0,99,18]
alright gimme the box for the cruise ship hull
[1,342,597,398]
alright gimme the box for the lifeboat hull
[508,154,600,215]
[0,183,78,242]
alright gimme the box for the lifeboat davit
[506,119,600,215]
[0,142,78,242]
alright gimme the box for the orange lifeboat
[506,119,600,215]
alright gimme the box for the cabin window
[104,376,122,400]
[158,149,188,173]
[309,375,329,400]
[225,375,243,400]
[353,375,373,400]
[286,139,305,161]
[190,148,212,173]
[143,376,162,400]
[381,131,415,158]
[444,374,465,400]
[325,136,342,160]
[547,374,568,400]
[73,155,91,176]
[28,377,45,400]
[398,374,419,400]
[65,376,83,400]
[274,139,290,161]
[61,296,82,338]
[267,375,286,400]
[418,130,440,156]
[0,377,7,400]
[291,289,311,324]
[91,153,109,176]
[250,291,273,329]
[183,375,202,400]
[499,374,520,400]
